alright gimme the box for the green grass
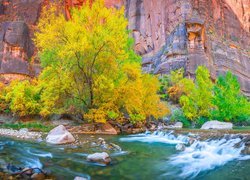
[233,126,250,130]
[0,122,54,132]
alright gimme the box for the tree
[5,80,41,116]
[180,66,213,120]
[34,0,169,123]
[212,71,250,122]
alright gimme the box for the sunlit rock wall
[0,0,249,95]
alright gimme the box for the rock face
[46,125,75,144]
[0,0,249,95]
[201,120,233,130]
[0,0,45,82]
[86,152,111,165]
[124,0,250,96]
[0,21,33,76]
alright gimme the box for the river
[0,131,249,179]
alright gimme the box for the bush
[170,109,191,128]
[0,82,9,112]
[5,80,41,117]
[168,85,183,103]
[195,117,209,128]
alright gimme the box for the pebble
[0,128,43,140]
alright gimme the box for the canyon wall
[0,0,249,95]
[124,0,250,95]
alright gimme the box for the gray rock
[19,128,29,133]
[87,152,111,165]
[175,143,186,151]
[242,145,250,155]
[167,122,183,129]
[109,143,122,151]
[188,138,196,146]
[201,120,233,130]
[46,125,75,145]
[31,173,45,180]
[74,177,87,180]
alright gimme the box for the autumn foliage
[0,0,169,124]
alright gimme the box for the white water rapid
[120,131,250,179]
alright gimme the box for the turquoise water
[0,132,249,180]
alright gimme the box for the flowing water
[0,131,250,180]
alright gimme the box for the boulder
[242,145,250,155]
[175,143,186,151]
[31,173,45,180]
[74,177,87,180]
[101,123,118,135]
[167,122,183,129]
[46,125,75,145]
[201,120,233,130]
[86,152,111,165]
[109,143,122,151]
[188,138,196,146]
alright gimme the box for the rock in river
[46,125,75,145]
[31,173,45,180]
[175,143,185,151]
[74,177,87,180]
[87,152,111,165]
[201,120,233,130]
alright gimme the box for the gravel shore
[0,128,43,140]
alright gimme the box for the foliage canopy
[33,0,169,123]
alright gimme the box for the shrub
[5,80,41,117]
[195,117,209,128]
[170,109,191,128]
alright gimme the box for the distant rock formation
[0,0,249,96]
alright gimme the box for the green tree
[180,66,213,120]
[212,71,250,122]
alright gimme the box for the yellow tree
[35,0,169,123]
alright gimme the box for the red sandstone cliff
[0,0,249,95]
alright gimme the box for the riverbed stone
[96,123,118,135]
[87,152,111,165]
[46,125,75,145]
[201,120,233,130]
[175,143,186,151]
[74,177,87,180]
[19,128,29,133]
[242,145,250,155]
[31,173,45,180]
[188,138,196,146]
[167,122,183,129]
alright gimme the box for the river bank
[0,128,43,141]
[0,124,250,142]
